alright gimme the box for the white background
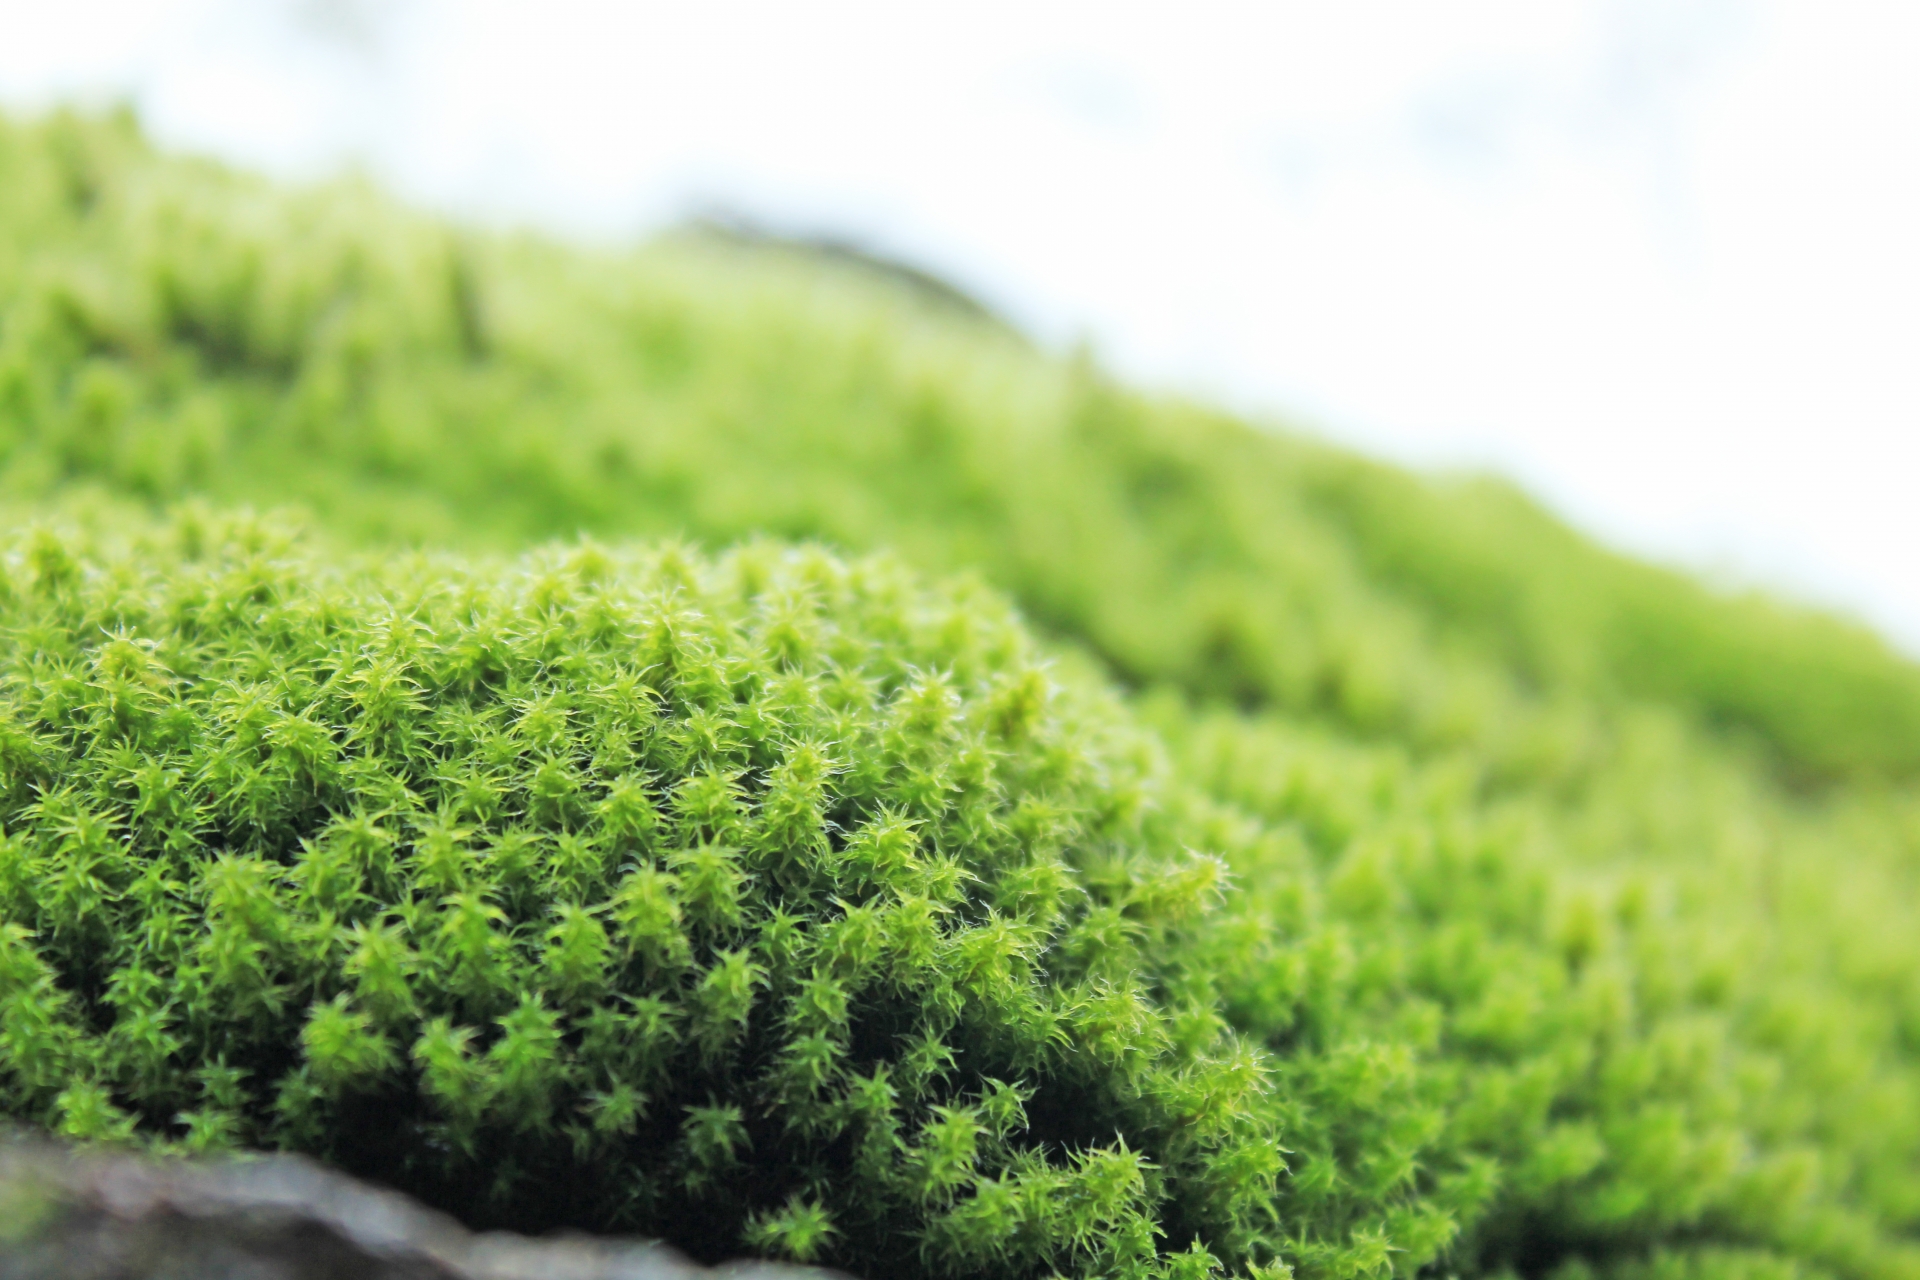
[4,1,1918,650]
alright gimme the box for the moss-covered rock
[4,111,1920,1280]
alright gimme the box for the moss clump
[0,518,1288,1278]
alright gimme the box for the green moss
[1157,701,1920,1280]
[0,518,1290,1277]
[3,110,1920,1280]
[3,110,1918,781]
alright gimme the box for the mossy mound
[0,518,1285,1277]
[3,110,1920,1280]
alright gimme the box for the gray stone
[0,1139,840,1280]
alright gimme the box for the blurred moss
[4,109,1917,782]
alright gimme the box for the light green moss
[2,110,1920,1280]
[0,519,1287,1278]
[2,109,1917,781]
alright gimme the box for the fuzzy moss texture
[2,110,1919,1280]
[0,524,1278,1278]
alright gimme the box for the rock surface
[0,1138,838,1280]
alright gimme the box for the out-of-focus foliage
[3,110,1920,1280]
[4,110,1917,782]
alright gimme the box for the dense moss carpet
[2,109,1918,1280]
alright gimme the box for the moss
[2,110,1919,781]
[2,110,1920,1280]
[0,518,1286,1278]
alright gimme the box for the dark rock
[0,1139,838,1280]
[675,212,1024,339]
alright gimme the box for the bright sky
[4,0,1919,650]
